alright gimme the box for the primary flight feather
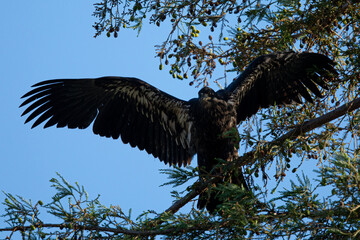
[20,51,337,212]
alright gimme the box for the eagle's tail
[197,168,249,213]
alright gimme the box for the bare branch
[241,97,360,166]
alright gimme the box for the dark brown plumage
[20,51,337,212]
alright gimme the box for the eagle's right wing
[224,52,337,123]
[20,77,196,167]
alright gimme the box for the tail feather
[197,168,248,213]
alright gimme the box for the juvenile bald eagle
[21,51,336,212]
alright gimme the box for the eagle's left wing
[223,52,337,123]
[20,77,196,167]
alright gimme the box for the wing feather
[225,52,337,122]
[20,77,196,166]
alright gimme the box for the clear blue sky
[0,0,200,225]
[0,0,326,235]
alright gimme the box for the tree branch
[2,203,357,237]
[0,222,213,236]
[240,97,360,167]
[273,97,360,146]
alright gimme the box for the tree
[1,0,360,239]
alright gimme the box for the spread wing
[224,51,337,123]
[20,77,196,167]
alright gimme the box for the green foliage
[2,153,360,238]
[160,166,197,188]
[93,0,359,86]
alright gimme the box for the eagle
[20,51,336,212]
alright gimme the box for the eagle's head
[198,87,216,100]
